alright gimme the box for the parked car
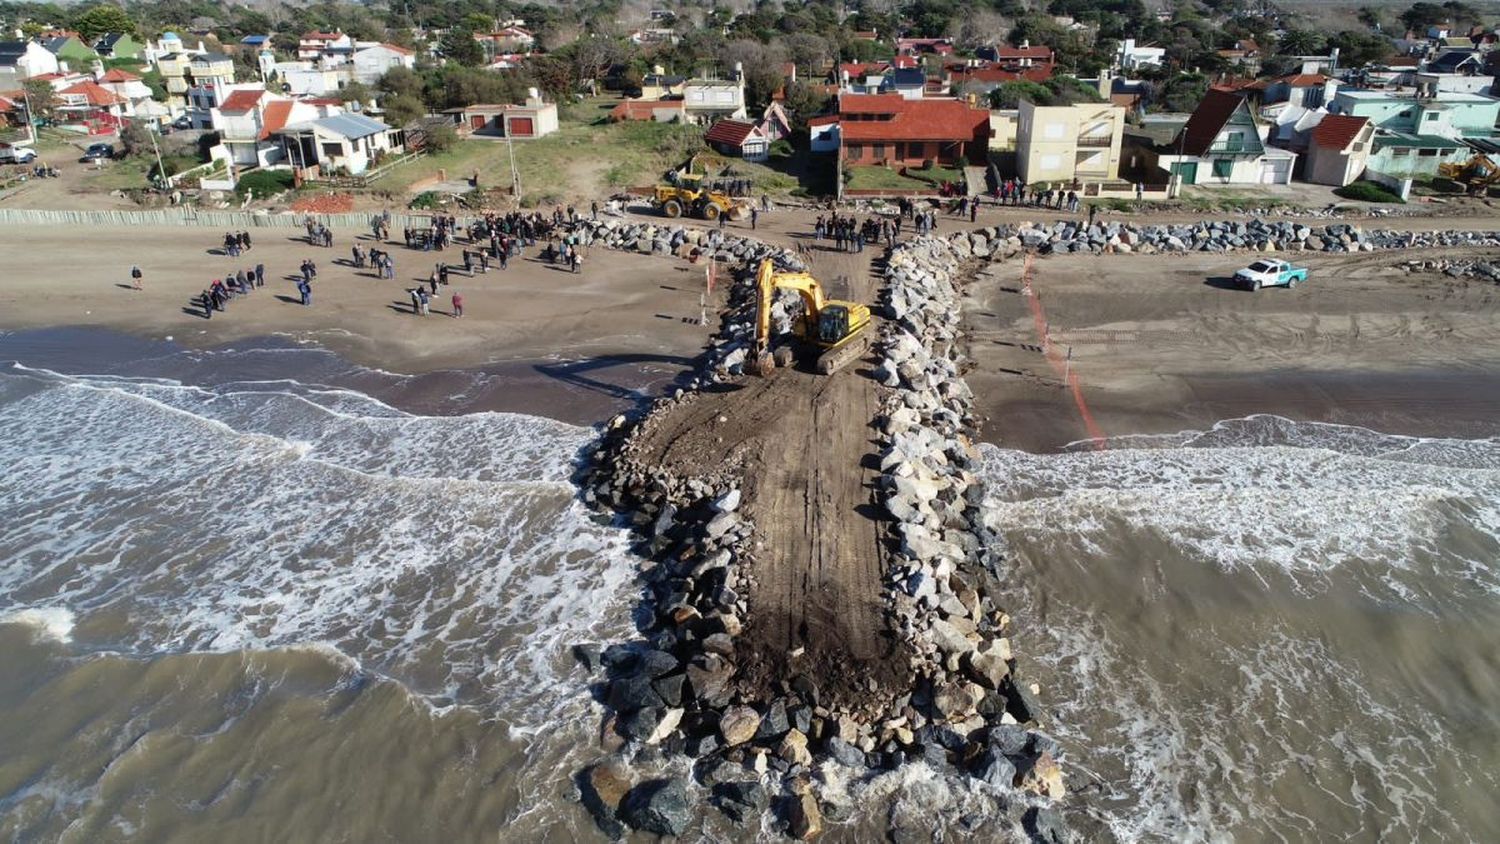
[81,142,116,162]
[1234,259,1309,291]
[0,142,37,163]
[171,114,192,130]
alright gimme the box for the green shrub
[235,169,294,197]
[769,139,793,158]
[920,158,934,171]
[1334,181,1405,204]
[409,190,442,210]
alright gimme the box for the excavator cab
[816,305,854,345]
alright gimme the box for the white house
[1115,38,1165,70]
[0,41,60,87]
[1158,88,1296,185]
[298,30,354,64]
[352,43,416,85]
[279,65,348,97]
[808,114,840,152]
[275,112,402,176]
[682,76,747,123]
[211,89,296,167]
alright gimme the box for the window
[1424,112,1438,121]
[1419,148,1440,157]
[1044,122,1065,139]
[1224,131,1245,151]
[1212,159,1233,178]
[1392,148,1411,156]
[873,143,886,159]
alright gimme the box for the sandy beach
[0,222,723,375]
[962,246,1500,450]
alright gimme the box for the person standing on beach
[200,289,212,318]
[417,288,430,316]
[409,287,421,314]
[130,265,143,291]
[254,263,265,287]
[451,290,464,317]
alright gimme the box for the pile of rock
[572,217,807,270]
[1397,257,1500,281]
[979,219,1500,256]
[872,233,1069,823]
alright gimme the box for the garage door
[510,117,534,137]
[1260,159,1292,184]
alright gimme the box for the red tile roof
[99,68,141,82]
[1179,88,1249,156]
[609,98,684,120]
[838,94,989,142]
[840,62,889,79]
[1282,73,1330,87]
[219,89,266,112]
[954,65,1054,84]
[705,119,761,146]
[1310,114,1368,150]
[58,80,125,106]
[302,31,343,41]
[993,46,1054,60]
[378,42,414,56]
[807,114,839,127]
[260,100,294,139]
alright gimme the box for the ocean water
[979,416,1500,841]
[0,354,646,841]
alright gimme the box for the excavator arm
[749,258,871,376]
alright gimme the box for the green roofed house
[94,32,142,61]
[36,30,95,69]
[1328,88,1500,180]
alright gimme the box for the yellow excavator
[749,258,872,376]
[1439,154,1500,195]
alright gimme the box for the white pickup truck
[0,141,37,164]
[1234,259,1309,291]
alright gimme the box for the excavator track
[815,333,871,375]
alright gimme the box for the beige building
[1303,114,1373,187]
[1015,99,1126,184]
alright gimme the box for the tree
[1328,30,1394,66]
[379,67,425,100]
[782,80,832,122]
[21,79,56,125]
[989,80,1052,108]
[441,28,486,68]
[71,5,136,42]
[1157,73,1208,113]
[1276,29,1325,56]
[119,119,153,159]
[424,122,458,152]
[722,39,788,108]
[381,94,426,127]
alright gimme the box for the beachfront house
[0,40,60,87]
[705,118,770,161]
[275,112,403,177]
[1303,115,1374,186]
[1015,99,1127,184]
[352,43,416,85]
[838,93,992,168]
[1156,88,1296,185]
[93,33,142,60]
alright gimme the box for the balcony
[1076,133,1113,147]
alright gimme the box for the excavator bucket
[749,351,777,377]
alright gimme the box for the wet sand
[962,250,1500,451]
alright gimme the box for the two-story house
[1158,88,1296,185]
[0,40,60,87]
[1328,88,1500,178]
[94,68,154,116]
[1015,99,1127,184]
[352,43,416,85]
[156,52,192,102]
[682,76,747,123]
[55,79,126,130]
[1115,38,1164,70]
[1303,115,1374,186]
[37,31,94,69]
[186,53,238,127]
[212,88,329,168]
[93,32,142,60]
[298,30,354,64]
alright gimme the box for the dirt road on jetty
[629,244,911,712]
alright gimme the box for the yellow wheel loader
[748,258,872,376]
[653,173,751,221]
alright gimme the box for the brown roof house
[1155,88,1295,186]
[705,119,770,161]
[1304,115,1373,186]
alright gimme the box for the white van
[0,142,37,164]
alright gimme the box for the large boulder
[580,758,633,838]
[621,778,693,837]
[719,706,762,746]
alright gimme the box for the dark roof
[1372,132,1463,151]
[192,52,232,63]
[41,36,78,53]
[705,119,760,146]
[1310,115,1367,150]
[888,67,926,87]
[95,33,128,49]
[1178,88,1249,156]
[1429,49,1480,72]
[0,41,29,61]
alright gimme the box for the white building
[298,30,354,64]
[682,76,747,123]
[0,41,60,87]
[1115,38,1165,70]
[352,43,416,85]
[276,112,403,176]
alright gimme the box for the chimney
[92,58,104,80]
[1021,39,1030,50]
[653,63,664,76]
